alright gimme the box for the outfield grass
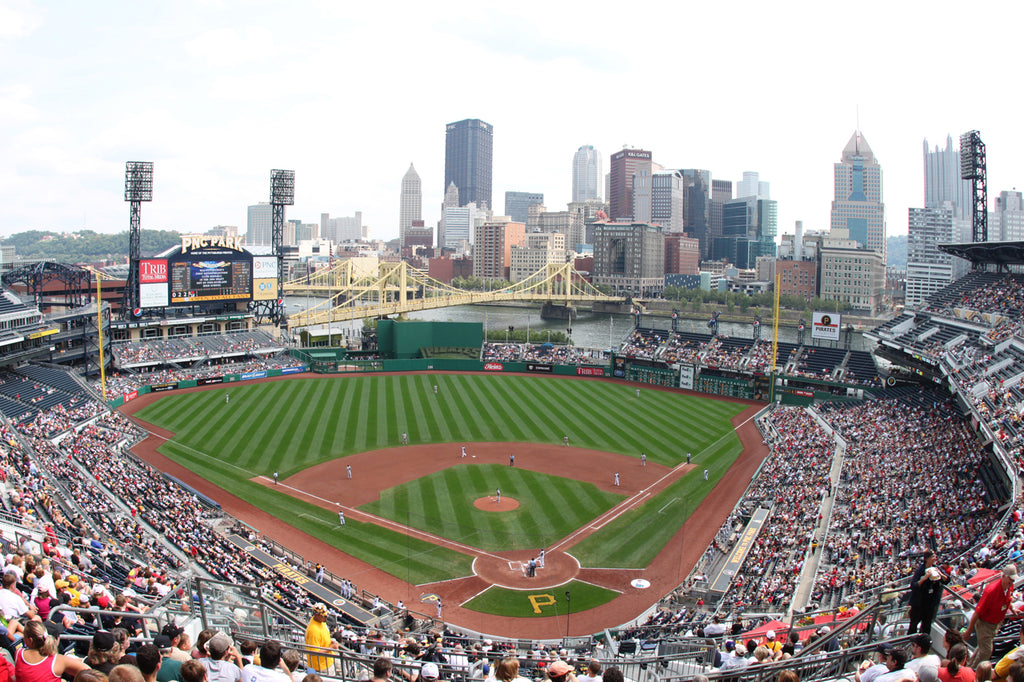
[136,374,746,585]
[360,464,625,551]
[462,580,619,617]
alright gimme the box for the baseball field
[129,372,760,633]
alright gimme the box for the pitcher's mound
[474,496,519,511]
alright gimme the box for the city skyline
[1,1,1023,245]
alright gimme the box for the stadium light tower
[124,161,153,319]
[960,130,987,245]
[252,169,295,324]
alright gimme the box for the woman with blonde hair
[16,620,88,682]
[495,657,531,682]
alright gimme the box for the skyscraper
[247,203,273,246]
[905,205,970,308]
[444,118,493,210]
[608,148,652,222]
[651,170,685,233]
[708,179,733,253]
[572,145,603,202]
[924,136,971,218]
[399,163,422,248]
[592,222,665,296]
[504,191,544,224]
[830,130,886,259]
[991,191,1024,241]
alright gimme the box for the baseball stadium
[2,229,1024,682]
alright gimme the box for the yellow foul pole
[769,271,780,404]
[95,271,107,401]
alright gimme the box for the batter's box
[508,561,524,573]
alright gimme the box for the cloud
[440,12,621,72]
[184,25,279,68]
[0,1,42,40]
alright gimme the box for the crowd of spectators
[98,356,305,396]
[701,338,752,371]
[707,392,1009,618]
[810,399,1001,607]
[114,331,283,366]
[716,407,834,612]
[480,344,599,364]
[930,275,1024,319]
[618,329,667,360]
[660,334,704,365]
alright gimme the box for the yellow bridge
[284,260,627,328]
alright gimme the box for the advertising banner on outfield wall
[526,363,553,373]
[576,366,605,377]
[811,312,841,341]
[197,377,224,385]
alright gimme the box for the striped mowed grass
[135,373,745,583]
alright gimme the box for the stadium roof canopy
[939,241,1024,267]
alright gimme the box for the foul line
[549,409,760,552]
[140,427,508,568]
[658,497,679,514]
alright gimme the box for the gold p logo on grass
[527,594,556,614]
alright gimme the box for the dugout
[376,320,483,359]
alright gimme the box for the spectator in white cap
[420,663,441,682]
[762,630,783,661]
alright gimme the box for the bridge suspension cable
[284,261,625,329]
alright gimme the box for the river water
[284,297,873,351]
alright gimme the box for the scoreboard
[168,248,253,304]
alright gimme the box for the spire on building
[842,130,875,163]
[444,182,460,208]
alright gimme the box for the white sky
[1,0,1022,244]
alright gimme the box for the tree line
[1,229,181,262]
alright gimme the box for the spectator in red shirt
[966,564,1019,666]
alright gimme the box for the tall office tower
[991,191,1024,241]
[924,136,971,218]
[440,202,490,251]
[905,205,971,308]
[708,179,733,251]
[444,118,493,210]
[322,212,365,242]
[247,203,274,246]
[473,219,525,281]
[716,197,777,267]
[592,222,665,296]
[679,169,711,256]
[504,191,544,224]
[737,171,770,200]
[830,130,886,258]
[608,148,653,221]
[651,170,685,233]
[572,145,603,202]
[399,163,422,248]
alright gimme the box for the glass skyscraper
[444,119,493,210]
